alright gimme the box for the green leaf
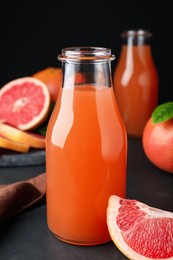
[35,124,48,136]
[152,101,173,124]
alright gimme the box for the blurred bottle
[113,29,159,137]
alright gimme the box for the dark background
[0,1,172,104]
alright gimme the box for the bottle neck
[119,30,154,65]
[58,47,115,89]
[121,30,152,46]
[61,61,113,89]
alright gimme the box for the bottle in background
[113,30,159,137]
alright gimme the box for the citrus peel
[107,195,173,260]
[0,123,45,149]
[0,135,29,153]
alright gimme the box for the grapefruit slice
[0,77,50,130]
[107,195,173,260]
[0,123,45,149]
[0,136,29,153]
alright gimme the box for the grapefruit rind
[0,123,45,149]
[32,67,62,102]
[0,77,51,131]
[142,117,173,174]
[107,195,173,260]
[0,136,29,153]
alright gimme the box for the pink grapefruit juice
[46,84,127,245]
[113,45,159,137]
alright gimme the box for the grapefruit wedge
[107,195,173,260]
[0,77,50,131]
[0,123,45,149]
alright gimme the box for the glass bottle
[46,47,127,245]
[113,30,159,137]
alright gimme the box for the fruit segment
[0,123,45,149]
[107,195,173,260]
[0,136,29,153]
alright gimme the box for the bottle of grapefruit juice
[46,47,127,245]
[113,30,159,137]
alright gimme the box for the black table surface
[0,137,173,260]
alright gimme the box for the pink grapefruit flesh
[0,77,50,130]
[107,195,173,260]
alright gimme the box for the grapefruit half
[0,77,50,131]
[107,195,173,260]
